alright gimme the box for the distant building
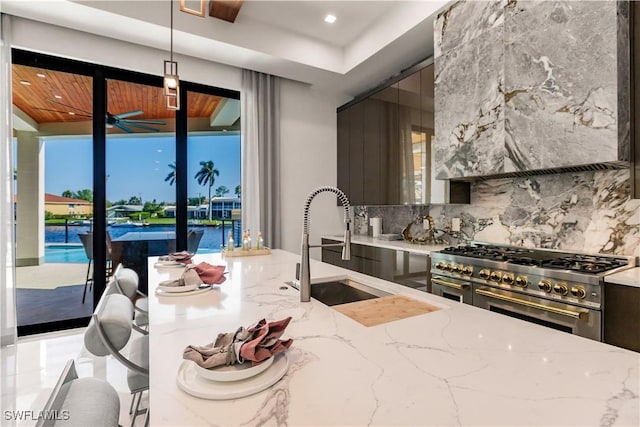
[210,197,241,219]
[107,204,143,218]
[44,193,93,216]
[163,198,241,219]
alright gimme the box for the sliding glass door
[11,49,240,334]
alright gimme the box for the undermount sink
[308,279,390,306]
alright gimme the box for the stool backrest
[35,360,77,427]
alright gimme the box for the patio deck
[16,262,88,290]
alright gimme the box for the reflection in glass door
[12,64,95,334]
[187,91,241,253]
[106,79,175,295]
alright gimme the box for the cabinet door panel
[337,109,350,205]
[348,102,364,205]
[362,98,383,205]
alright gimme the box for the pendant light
[164,0,180,110]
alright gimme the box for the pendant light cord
[170,0,174,63]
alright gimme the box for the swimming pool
[45,245,88,263]
[44,244,219,263]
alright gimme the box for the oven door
[431,275,473,304]
[473,285,601,341]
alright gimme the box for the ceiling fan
[36,99,167,133]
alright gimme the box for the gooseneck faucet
[298,186,351,302]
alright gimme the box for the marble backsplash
[354,169,639,257]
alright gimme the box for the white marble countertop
[147,250,639,426]
[605,267,640,288]
[323,234,447,254]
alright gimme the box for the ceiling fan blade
[45,99,93,116]
[34,107,92,117]
[113,110,143,119]
[121,119,167,125]
[120,122,161,132]
[113,123,134,133]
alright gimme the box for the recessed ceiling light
[68,112,75,115]
[19,80,31,85]
[54,95,62,99]
[36,73,46,78]
[324,14,336,24]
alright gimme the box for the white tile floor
[1,328,147,426]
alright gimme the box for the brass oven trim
[432,277,470,290]
[475,288,588,320]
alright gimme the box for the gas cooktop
[439,243,630,274]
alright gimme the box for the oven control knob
[436,261,446,270]
[570,286,586,299]
[538,280,552,293]
[479,269,490,280]
[489,271,502,282]
[515,276,528,288]
[453,264,464,274]
[445,263,454,272]
[463,266,474,276]
[502,273,514,285]
[553,282,568,296]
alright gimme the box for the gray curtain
[240,70,281,248]
[1,13,17,347]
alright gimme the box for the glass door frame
[12,49,239,323]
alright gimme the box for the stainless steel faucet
[297,186,351,302]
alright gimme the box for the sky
[43,134,241,204]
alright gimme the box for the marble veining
[146,251,639,426]
[435,23,506,179]
[434,0,629,179]
[357,169,639,257]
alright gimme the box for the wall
[354,168,640,257]
[9,17,345,258]
[280,80,345,258]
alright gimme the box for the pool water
[44,244,219,264]
[45,245,88,263]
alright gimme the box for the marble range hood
[433,0,631,181]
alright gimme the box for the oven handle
[475,288,588,320]
[432,277,470,290]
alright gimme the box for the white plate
[194,356,274,382]
[155,286,211,297]
[158,283,199,293]
[154,260,186,267]
[177,353,288,400]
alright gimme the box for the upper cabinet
[337,62,469,205]
[434,0,631,180]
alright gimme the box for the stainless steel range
[430,242,636,341]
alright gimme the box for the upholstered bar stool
[84,292,149,427]
[35,359,120,427]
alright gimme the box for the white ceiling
[3,0,451,98]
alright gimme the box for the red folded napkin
[193,262,226,285]
[239,317,293,365]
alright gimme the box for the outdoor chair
[187,228,204,253]
[84,289,149,427]
[35,359,120,427]
[79,231,113,304]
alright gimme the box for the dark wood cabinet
[337,59,467,205]
[322,239,431,292]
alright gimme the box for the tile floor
[1,328,147,426]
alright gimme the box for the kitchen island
[148,250,639,426]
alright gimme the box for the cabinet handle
[475,288,588,320]
[432,277,469,290]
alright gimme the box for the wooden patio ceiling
[12,64,225,127]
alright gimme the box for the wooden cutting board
[333,295,441,327]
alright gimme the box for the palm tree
[164,162,176,186]
[194,160,219,221]
[235,184,241,197]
